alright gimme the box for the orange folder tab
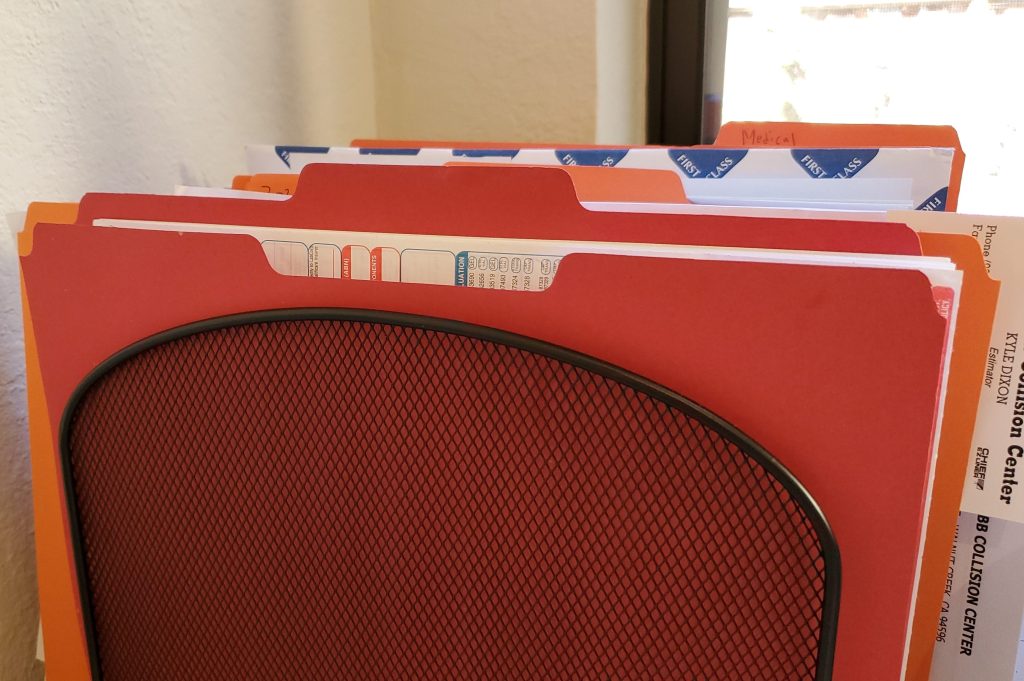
[19,202,79,256]
[714,122,965,212]
[237,174,296,195]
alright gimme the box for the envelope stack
[18,122,1024,681]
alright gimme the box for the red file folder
[233,164,693,204]
[60,165,924,256]
[22,206,949,680]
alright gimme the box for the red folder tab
[65,165,923,256]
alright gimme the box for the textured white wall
[0,2,375,678]
[370,0,598,143]
[595,0,647,145]
[0,212,37,681]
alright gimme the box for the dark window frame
[647,0,727,145]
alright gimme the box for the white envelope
[244,144,956,211]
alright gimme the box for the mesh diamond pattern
[67,318,828,680]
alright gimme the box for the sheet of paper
[678,177,913,210]
[583,200,889,222]
[6,211,27,236]
[245,145,953,211]
[173,185,289,201]
[92,218,958,287]
[929,513,1024,681]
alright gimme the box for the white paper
[245,144,954,211]
[583,200,889,222]
[930,513,1024,681]
[173,185,289,201]
[91,218,958,286]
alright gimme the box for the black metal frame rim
[59,307,840,681]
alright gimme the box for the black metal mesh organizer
[62,309,839,680]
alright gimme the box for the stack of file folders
[18,122,1024,681]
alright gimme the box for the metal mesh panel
[65,314,833,680]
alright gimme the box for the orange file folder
[902,234,999,681]
[714,121,965,212]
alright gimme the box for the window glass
[721,1,1024,214]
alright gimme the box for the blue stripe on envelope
[556,149,629,167]
[453,149,520,158]
[274,146,330,168]
[358,148,422,156]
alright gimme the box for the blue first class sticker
[274,146,330,168]
[667,149,748,178]
[556,149,628,167]
[357,148,421,156]
[916,186,948,211]
[453,149,520,158]
[791,148,880,178]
